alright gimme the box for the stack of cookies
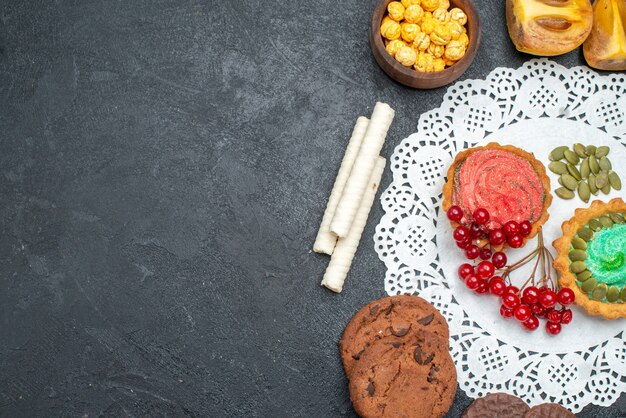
[340,295,456,418]
[463,393,576,417]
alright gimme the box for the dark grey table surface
[1,0,625,417]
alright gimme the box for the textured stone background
[1,0,624,416]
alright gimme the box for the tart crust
[553,198,626,320]
[442,142,552,245]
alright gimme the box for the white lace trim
[374,59,626,412]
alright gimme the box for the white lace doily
[374,59,626,413]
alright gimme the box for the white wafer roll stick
[313,117,370,255]
[322,157,386,293]
[330,102,394,238]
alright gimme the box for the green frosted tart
[554,198,626,319]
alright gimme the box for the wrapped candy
[382,20,402,40]
[401,22,421,43]
[395,46,417,67]
[447,20,464,40]
[433,8,450,23]
[421,0,440,12]
[414,51,435,72]
[420,13,437,34]
[401,0,421,7]
[404,4,424,24]
[449,8,468,25]
[433,57,446,71]
[381,16,395,36]
[387,1,405,21]
[428,42,445,57]
[380,0,470,72]
[458,32,469,47]
[412,31,431,51]
[444,39,467,61]
[386,39,408,57]
[431,23,452,45]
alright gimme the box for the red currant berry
[476,261,495,279]
[557,288,575,306]
[560,309,573,324]
[546,321,562,335]
[539,290,558,309]
[502,293,520,309]
[479,247,492,260]
[507,234,523,248]
[465,245,480,260]
[523,315,539,331]
[504,285,519,296]
[458,263,474,280]
[465,274,480,290]
[491,252,507,269]
[500,305,514,318]
[547,309,562,324]
[473,208,490,225]
[521,286,540,306]
[453,226,470,242]
[447,205,463,222]
[514,304,532,322]
[489,277,506,296]
[469,223,485,238]
[475,279,489,294]
[531,304,546,317]
[519,220,532,237]
[456,239,470,249]
[488,229,506,245]
[503,221,520,237]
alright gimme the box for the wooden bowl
[370,0,481,89]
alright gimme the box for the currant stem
[498,230,559,293]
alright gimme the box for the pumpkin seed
[592,283,608,300]
[569,249,588,261]
[566,164,582,181]
[548,161,568,175]
[608,171,621,190]
[577,270,592,281]
[588,218,602,231]
[589,155,600,174]
[581,277,598,293]
[621,287,626,302]
[571,236,587,250]
[601,183,611,195]
[599,216,614,228]
[549,145,569,161]
[596,171,609,189]
[555,187,574,199]
[580,158,590,179]
[595,145,610,158]
[588,174,599,195]
[599,156,612,171]
[578,181,591,203]
[558,177,564,186]
[577,227,594,241]
[586,145,597,155]
[610,212,625,224]
[570,260,587,274]
[573,143,587,157]
[607,286,620,303]
[564,150,580,165]
[560,174,579,190]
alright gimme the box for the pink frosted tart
[443,143,552,243]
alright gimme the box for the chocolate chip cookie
[463,392,530,418]
[348,329,456,418]
[340,295,450,375]
[525,403,576,418]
